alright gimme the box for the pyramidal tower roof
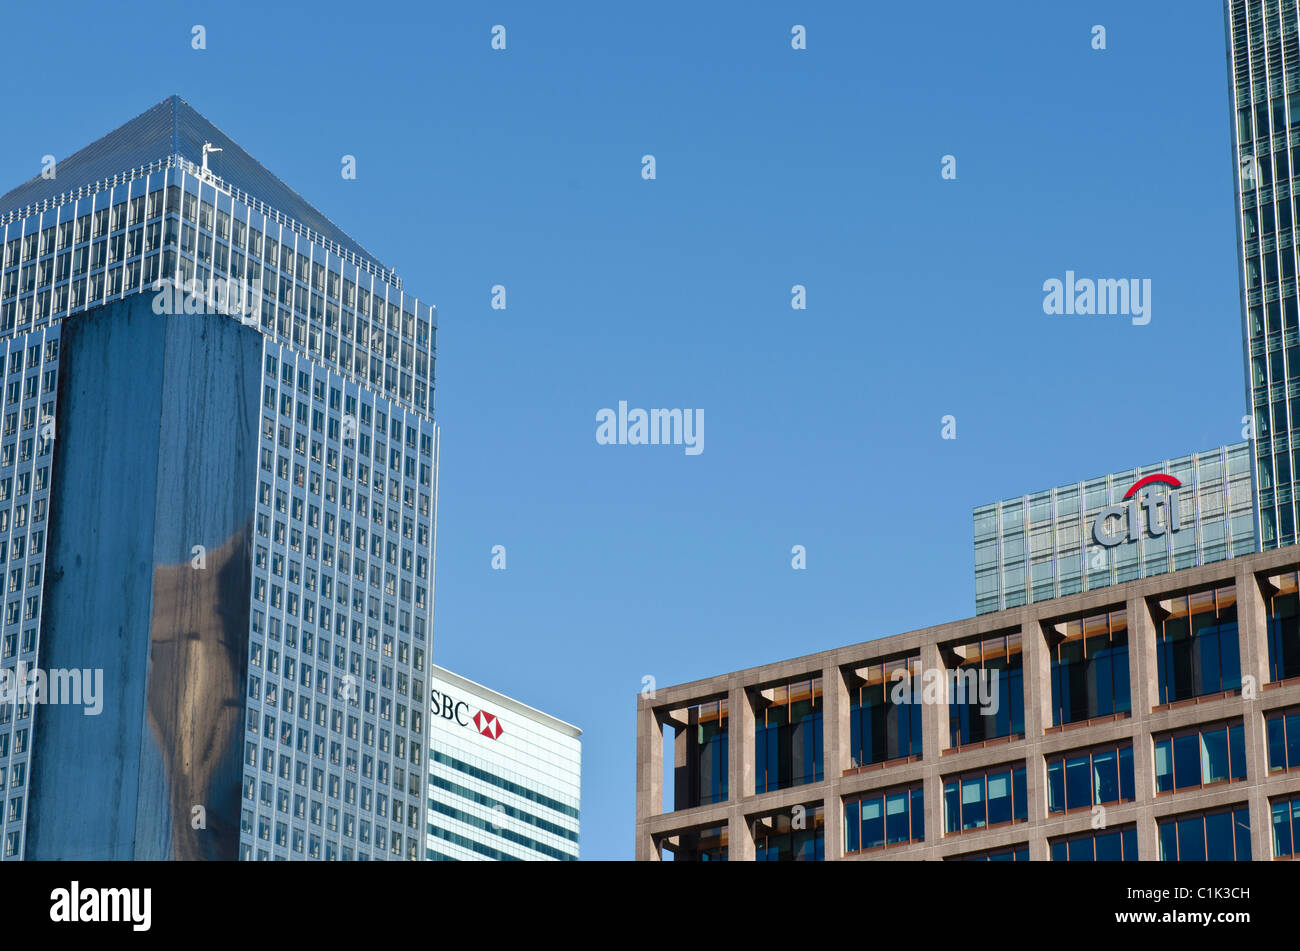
[0,95,382,267]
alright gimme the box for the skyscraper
[426,666,581,861]
[1227,1,1300,550]
[0,97,439,859]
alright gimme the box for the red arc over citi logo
[1092,474,1182,548]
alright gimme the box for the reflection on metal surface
[145,525,250,860]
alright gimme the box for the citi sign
[1091,474,1182,548]
[431,688,504,740]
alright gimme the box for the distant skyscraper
[1226,1,1300,550]
[426,666,581,860]
[0,96,438,859]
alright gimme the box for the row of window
[0,185,424,347]
[241,826,421,861]
[243,766,422,838]
[674,576,1300,810]
[244,750,582,862]
[680,708,1300,842]
[3,244,434,414]
[259,413,433,493]
[0,171,434,415]
[252,573,426,638]
[669,795,1300,861]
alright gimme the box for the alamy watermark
[891,666,1002,716]
[1042,271,1151,326]
[50,881,150,931]
[0,661,104,715]
[595,401,704,455]
[151,276,263,321]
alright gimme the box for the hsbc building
[426,665,581,860]
[974,443,1257,615]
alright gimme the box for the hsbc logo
[431,688,505,741]
[1092,474,1182,548]
[472,709,504,740]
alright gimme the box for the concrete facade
[636,546,1300,860]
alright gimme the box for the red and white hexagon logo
[472,709,504,740]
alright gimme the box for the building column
[822,663,849,859]
[920,640,946,853]
[1127,591,1159,859]
[728,681,755,860]
[1235,562,1272,861]
[634,696,663,861]
[726,809,753,862]
[1024,611,1053,739]
[1020,608,1051,859]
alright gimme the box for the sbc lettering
[430,689,469,726]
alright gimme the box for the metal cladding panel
[0,99,177,216]
[169,100,380,264]
[26,296,261,859]
[0,96,380,267]
[25,301,165,859]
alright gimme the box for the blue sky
[0,1,1246,859]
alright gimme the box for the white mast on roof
[201,141,222,178]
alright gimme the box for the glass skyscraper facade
[0,330,58,859]
[0,97,438,859]
[1228,0,1300,550]
[974,444,1255,615]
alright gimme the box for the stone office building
[635,547,1300,861]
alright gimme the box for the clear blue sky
[0,1,1245,859]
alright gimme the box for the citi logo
[1092,474,1182,548]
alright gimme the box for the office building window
[664,823,726,862]
[1271,794,1300,859]
[1266,706,1300,773]
[844,784,924,855]
[949,843,1029,862]
[672,699,727,810]
[1048,608,1130,726]
[1050,825,1138,861]
[754,677,823,794]
[1047,743,1135,813]
[945,632,1023,747]
[1266,570,1300,682]
[753,803,824,861]
[943,762,1027,834]
[1156,584,1241,704]
[1154,721,1247,793]
[849,656,922,769]
[1158,805,1251,861]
